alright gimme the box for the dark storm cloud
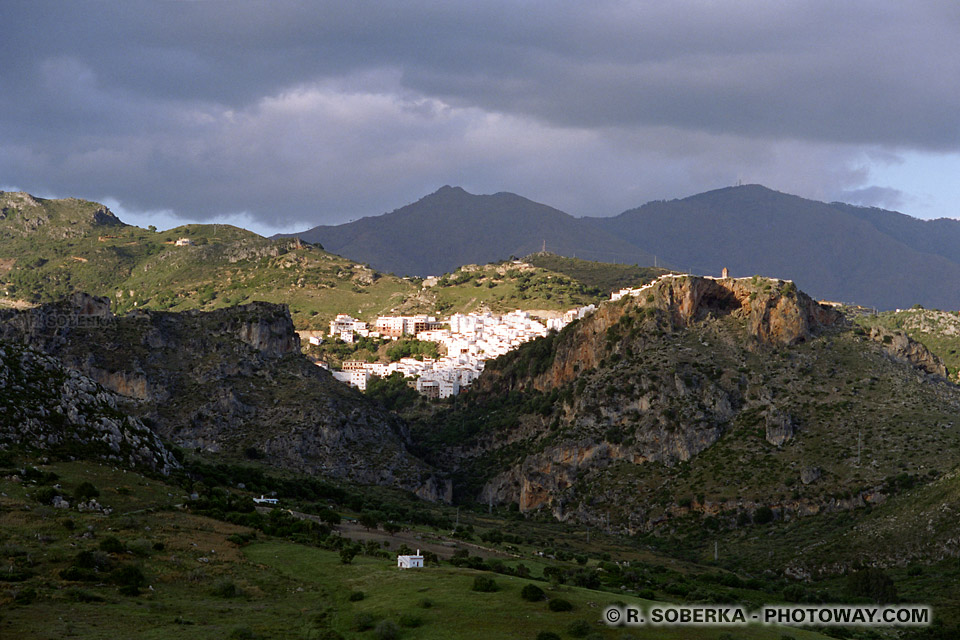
[1,1,958,229]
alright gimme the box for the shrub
[418,598,434,608]
[374,620,400,640]
[348,590,365,602]
[66,588,105,603]
[228,627,257,640]
[568,620,592,637]
[99,536,126,554]
[521,583,546,602]
[111,564,146,596]
[13,586,37,604]
[472,575,499,592]
[32,486,59,505]
[354,613,376,631]
[847,568,898,603]
[536,632,561,640]
[548,598,573,612]
[212,579,242,598]
[753,506,774,525]
[398,613,423,628]
[339,546,358,564]
[74,481,100,501]
[127,539,154,557]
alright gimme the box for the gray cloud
[1,1,958,231]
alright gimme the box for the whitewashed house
[397,549,424,569]
[253,495,279,505]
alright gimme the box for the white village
[317,305,596,398]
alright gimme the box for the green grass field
[0,458,838,640]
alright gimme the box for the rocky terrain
[411,275,960,551]
[0,339,178,474]
[0,293,449,501]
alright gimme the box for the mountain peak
[431,185,470,197]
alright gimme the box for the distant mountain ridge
[286,184,960,310]
[593,185,960,310]
[279,186,656,277]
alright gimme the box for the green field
[0,457,841,640]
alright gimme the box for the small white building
[174,237,194,246]
[253,495,279,505]
[397,549,424,569]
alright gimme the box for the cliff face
[866,326,948,377]
[524,275,843,393]
[0,294,448,500]
[426,275,960,533]
[0,340,178,474]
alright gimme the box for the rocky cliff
[416,275,960,534]
[0,339,178,474]
[522,275,843,394]
[0,294,448,501]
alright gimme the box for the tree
[340,546,358,564]
[358,512,379,530]
[383,521,402,535]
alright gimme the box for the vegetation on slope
[526,252,670,295]
[0,192,647,333]
[856,307,960,377]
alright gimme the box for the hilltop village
[320,305,596,398]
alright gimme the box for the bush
[548,598,573,612]
[339,546,358,564]
[521,583,546,602]
[112,564,146,596]
[228,627,257,640]
[472,575,499,592]
[212,579,242,598]
[753,506,774,525]
[348,590,365,602]
[66,588,105,602]
[536,632,561,640]
[847,568,898,603]
[74,481,100,501]
[418,598,434,608]
[354,613,376,631]
[99,536,126,554]
[32,486,60,505]
[13,586,37,604]
[568,620,592,637]
[374,619,400,640]
[398,613,423,628]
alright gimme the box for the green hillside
[856,307,960,377]
[526,252,670,294]
[0,454,838,640]
[0,192,625,332]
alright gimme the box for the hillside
[0,339,178,475]
[856,307,960,378]
[0,191,622,331]
[0,453,846,640]
[0,293,447,500]
[525,252,671,295]
[408,275,960,573]
[590,184,960,310]
[280,186,656,277]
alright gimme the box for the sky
[2,1,960,236]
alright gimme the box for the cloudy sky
[2,1,960,235]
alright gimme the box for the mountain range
[279,186,656,276]
[285,184,960,310]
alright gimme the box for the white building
[397,550,424,569]
[253,495,279,505]
[329,314,368,339]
